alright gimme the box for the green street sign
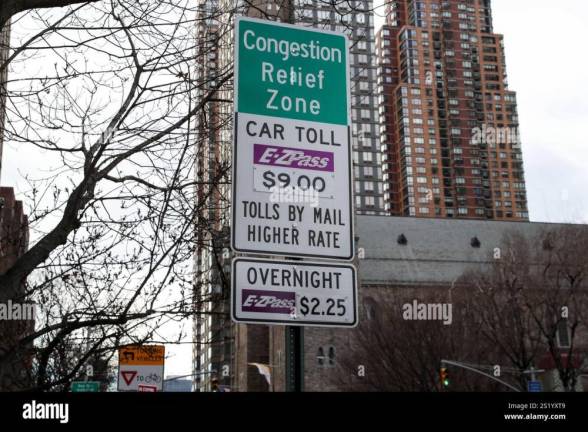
[232,17,355,262]
[236,17,349,126]
[71,381,100,392]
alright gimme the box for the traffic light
[440,367,450,388]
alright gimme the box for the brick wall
[0,186,28,275]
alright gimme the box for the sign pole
[283,3,303,394]
[285,325,303,392]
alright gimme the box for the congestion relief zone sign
[232,17,354,261]
[232,258,358,327]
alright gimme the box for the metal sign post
[285,326,303,392]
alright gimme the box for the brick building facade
[0,186,31,390]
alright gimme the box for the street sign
[231,257,357,327]
[527,380,543,392]
[71,381,100,392]
[117,345,165,392]
[232,17,354,260]
[138,384,158,392]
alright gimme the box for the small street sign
[527,380,543,392]
[138,385,158,392]
[71,381,100,393]
[117,345,165,392]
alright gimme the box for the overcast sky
[2,1,587,377]
[492,0,588,223]
[375,0,588,224]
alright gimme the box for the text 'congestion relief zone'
[237,18,349,125]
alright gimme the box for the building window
[557,320,571,348]
[318,10,330,21]
[364,297,377,320]
[317,347,325,366]
[317,346,336,367]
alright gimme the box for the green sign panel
[71,381,100,392]
[236,17,349,125]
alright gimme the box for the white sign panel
[231,258,358,327]
[118,365,164,392]
[232,115,354,260]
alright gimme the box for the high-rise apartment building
[192,0,231,392]
[192,0,385,391]
[295,0,385,215]
[376,0,528,220]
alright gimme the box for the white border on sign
[116,345,166,392]
[231,257,358,328]
[233,16,352,126]
[231,16,355,261]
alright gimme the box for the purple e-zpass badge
[253,144,334,172]
[241,289,296,315]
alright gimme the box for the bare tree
[0,0,234,390]
[462,228,588,392]
[331,288,506,392]
[0,0,396,391]
[333,228,588,392]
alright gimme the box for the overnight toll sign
[232,17,354,260]
[232,258,357,327]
